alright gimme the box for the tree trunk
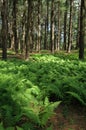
[30,0,34,53]
[79,0,86,59]
[44,19,47,50]
[57,0,61,51]
[46,0,49,50]
[36,0,41,52]
[51,0,55,54]
[12,0,18,54]
[63,0,68,50]
[67,0,73,53]
[1,0,8,60]
[24,0,31,60]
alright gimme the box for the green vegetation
[0,52,86,130]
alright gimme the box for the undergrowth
[0,52,86,129]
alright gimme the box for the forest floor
[49,104,86,130]
[0,50,86,130]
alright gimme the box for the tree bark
[57,0,61,51]
[67,0,73,53]
[63,0,68,50]
[12,0,18,54]
[51,0,55,54]
[24,0,31,60]
[1,0,8,60]
[79,0,86,59]
[36,0,41,52]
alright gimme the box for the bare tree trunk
[1,0,8,60]
[57,0,61,51]
[44,19,47,49]
[12,0,18,54]
[24,0,31,60]
[29,0,34,53]
[51,0,55,54]
[79,0,86,59]
[19,1,27,55]
[36,0,41,52]
[63,0,68,50]
[46,0,49,50]
[76,3,80,49]
[67,0,73,53]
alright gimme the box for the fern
[67,91,86,106]
[39,100,61,126]
[0,53,86,129]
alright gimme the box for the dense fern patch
[0,53,86,129]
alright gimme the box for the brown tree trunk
[51,0,55,54]
[29,0,34,53]
[12,0,18,54]
[46,0,49,50]
[24,0,31,60]
[57,0,61,51]
[63,0,68,50]
[1,0,8,60]
[75,2,80,49]
[19,1,27,55]
[44,19,47,50]
[20,14,26,55]
[67,0,73,53]
[36,0,41,52]
[79,0,86,59]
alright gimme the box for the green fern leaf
[39,101,61,126]
[67,92,86,105]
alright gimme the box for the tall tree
[24,0,31,60]
[1,0,8,59]
[76,2,80,49]
[44,0,49,50]
[67,0,74,53]
[46,0,49,50]
[36,0,41,52]
[79,0,86,59]
[57,0,61,51]
[12,0,18,54]
[63,0,68,50]
[51,0,55,53]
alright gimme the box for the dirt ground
[49,104,86,130]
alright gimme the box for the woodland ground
[0,50,86,130]
[49,104,86,130]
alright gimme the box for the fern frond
[67,92,86,106]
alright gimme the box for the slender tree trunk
[76,3,80,49]
[84,0,86,48]
[63,0,68,50]
[51,0,55,54]
[46,0,49,50]
[44,0,49,50]
[79,0,86,59]
[57,0,61,51]
[1,0,8,60]
[12,0,18,54]
[24,0,31,60]
[21,16,26,54]
[36,0,41,52]
[28,0,33,53]
[67,0,73,53]
[44,19,47,49]
[20,1,27,55]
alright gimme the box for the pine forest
[0,0,86,130]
